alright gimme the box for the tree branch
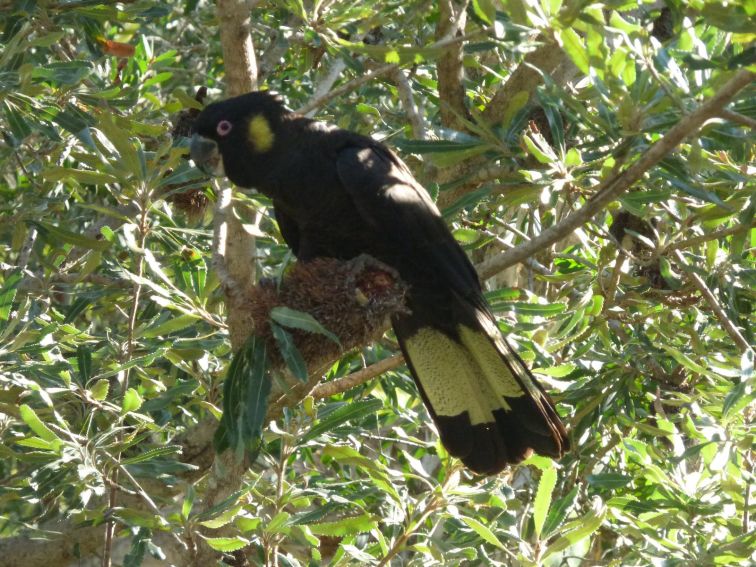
[436,0,469,130]
[672,249,752,353]
[312,354,405,399]
[481,39,575,127]
[187,2,262,564]
[477,69,755,280]
[661,221,755,255]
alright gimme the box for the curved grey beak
[190,134,224,176]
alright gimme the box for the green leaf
[123,527,151,567]
[523,133,556,164]
[542,485,578,537]
[307,514,378,537]
[471,0,496,24]
[505,302,566,316]
[265,511,292,535]
[199,505,243,529]
[269,306,340,346]
[543,498,606,559]
[122,446,182,465]
[453,228,481,244]
[460,515,505,550]
[300,399,383,443]
[235,516,262,533]
[0,270,22,321]
[215,337,271,456]
[564,147,582,167]
[16,437,60,451]
[89,379,110,401]
[203,536,249,552]
[140,314,201,338]
[559,28,590,75]
[658,257,682,290]
[77,345,92,385]
[28,221,111,251]
[32,61,93,85]
[533,465,557,539]
[535,363,577,378]
[121,388,143,414]
[96,114,142,178]
[586,473,632,489]
[19,405,60,444]
[722,378,753,419]
[500,90,530,129]
[270,322,308,382]
[41,166,119,185]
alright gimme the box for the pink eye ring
[216,120,232,136]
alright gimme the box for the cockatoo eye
[216,120,233,136]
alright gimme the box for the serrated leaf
[122,445,182,465]
[236,516,262,533]
[300,399,383,443]
[559,28,590,75]
[269,306,340,346]
[199,505,243,529]
[453,228,481,244]
[122,388,143,414]
[533,466,557,539]
[265,511,292,535]
[0,270,22,321]
[203,536,249,552]
[90,379,110,401]
[542,485,578,537]
[543,498,606,559]
[586,473,632,489]
[140,314,200,338]
[123,527,151,567]
[19,404,59,443]
[307,514,378,537]
[460,515,505,549]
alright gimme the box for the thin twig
[304,59,347,117]
[15,226,37,274]
[312,354,405,398]
[661,222,754,255]
[391,68,426,139]
[719,108,756,130]
[671,249,752,353]
[296,63,399,115]
[103,191,150,567]
[603,251,627,309]
[477,69,755,280]
[376,465,460,566]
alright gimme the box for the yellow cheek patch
[247,114,274,152]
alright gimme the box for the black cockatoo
[190,91,569,474]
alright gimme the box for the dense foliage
[0,0,753,565]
